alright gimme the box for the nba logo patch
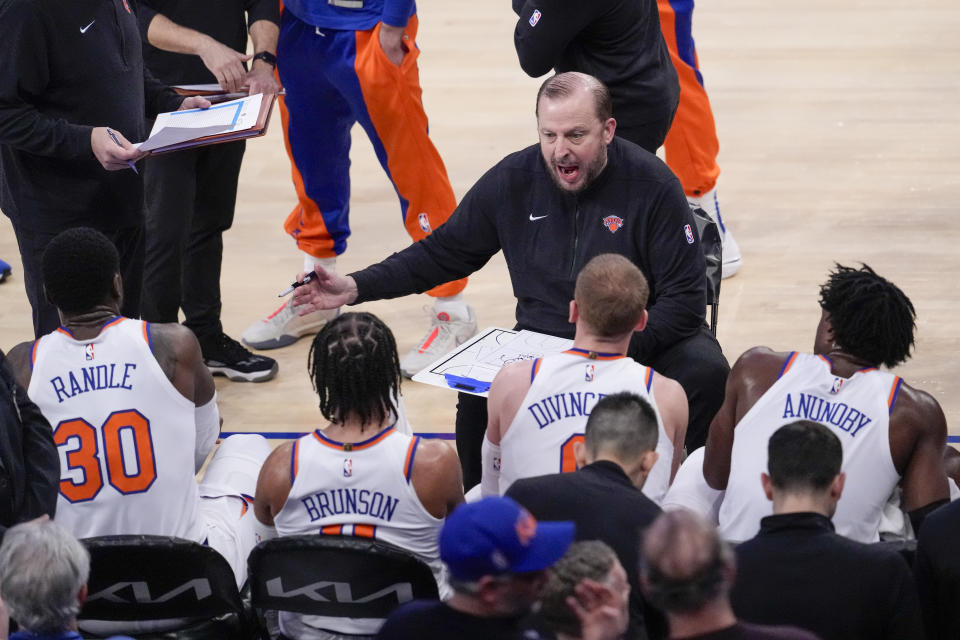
[84,344,95,361]
[683,224,695,244]
[418,212,432,233]
[603,215,624,233]
[584,364,595,382]
[529,9,542,26]
[122,0,131,12]
[343,459,353,477]
[830,377,844,394]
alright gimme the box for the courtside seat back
[80,535,244,623]
[247,536,439,619]
[690,205,722,334]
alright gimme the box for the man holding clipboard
[136,0,281,383]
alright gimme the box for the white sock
[433,294,470,321]
[302,252,337,274]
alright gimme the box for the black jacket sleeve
[513,0,597,77]
[0,349,58,542]
[630,181,707,362]
[245,0,281,27]
[143,65,184,118]
[135,0,159,42]
[351,169,503,303]
[0,2,93,159]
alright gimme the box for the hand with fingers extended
[291,266,358,315]
[90,127,146,171]
[567,578,630,640]
[198,38,252,92]
[246,62,280,95]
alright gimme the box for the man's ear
[569,299,579,324]
[761,473,774,502]
[573,439,588,468]
[640,449,658,474]
[77,583,88,605]
[831,472,846,501]
[602,117,617,144]
[112,272,123,301]
[634,309,649,333]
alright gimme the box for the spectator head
[540,541,630,640]
[535,72,616,194]
[762,421,845,517]
[308,312,401,429]
[42,227,121,315]
[641,510,734,616]
[0,519,90,635]
[816,263,916,368]
[571,254,649,338]
[576,392,659,489]
[440,496,575,616]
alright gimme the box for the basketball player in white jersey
[254,311,464,639]
[700,263,949,542]
[6,228,270,587]
[481,254,687,504]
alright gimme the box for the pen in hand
[105,128,139,174]
[278,272,315,297]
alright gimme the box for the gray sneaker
[241,298,339,350]
[400,305,478,378]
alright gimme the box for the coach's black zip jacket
[351,137,706,364]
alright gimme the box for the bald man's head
[641,510,733,613]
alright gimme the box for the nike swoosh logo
[529,213,549,221]
[80,20,95,34]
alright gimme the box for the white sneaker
[241,299,339,350]
[688,187,742,279]
[400,305,478,378]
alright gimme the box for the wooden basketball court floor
[1,0,958,449]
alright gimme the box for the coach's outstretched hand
[292,266,358,315]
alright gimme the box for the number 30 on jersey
[54,409,158,502]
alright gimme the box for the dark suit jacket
[506,460,664,640]
[731,512,924,640]
[915,500,960,640]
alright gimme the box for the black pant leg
[181,141,245,339]
[455,391,488,490]
[10,225,59,337]
[615,103,678,154]
[644,326,729,451]
[141,148,199,324]
[109,225,144,321]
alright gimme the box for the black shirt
[351,137,705,363]
[507,461,665,640]
[377,600,549,640]
[512,0,679,129]
[915,500,960,640]
[0,0,182,231]
[680,622,819,640]
[137,0,279,85]
[731,512,924,640]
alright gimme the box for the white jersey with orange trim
[274,427,447,637]
[27,318,205,543]
[499,348,673,503]
[719,351,903,543]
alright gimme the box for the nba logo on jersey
[585,364,595,382]
[343,458,353,477]
[684,224,695,244]
[418,213,432,233]
[515,509,537,545]
[84,344,95,361]
[603,216,624,233]
[529,9,542,26]
[831,377,844,394]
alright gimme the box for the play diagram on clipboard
[411,327,573,397]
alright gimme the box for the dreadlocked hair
[307,312,401,430]
[818,263,916,368]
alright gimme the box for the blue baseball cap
[440,496,575,581]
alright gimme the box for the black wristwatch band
[252,51,277,67]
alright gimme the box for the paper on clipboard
[136,94,264,152]
[411,327,573,397]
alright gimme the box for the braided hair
[307,312,401,430]
[818,263,916,368]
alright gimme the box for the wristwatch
[252,51,277,68]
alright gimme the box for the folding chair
[79,535,250,639]
[690,205,723,335]
[247,536,440,640]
